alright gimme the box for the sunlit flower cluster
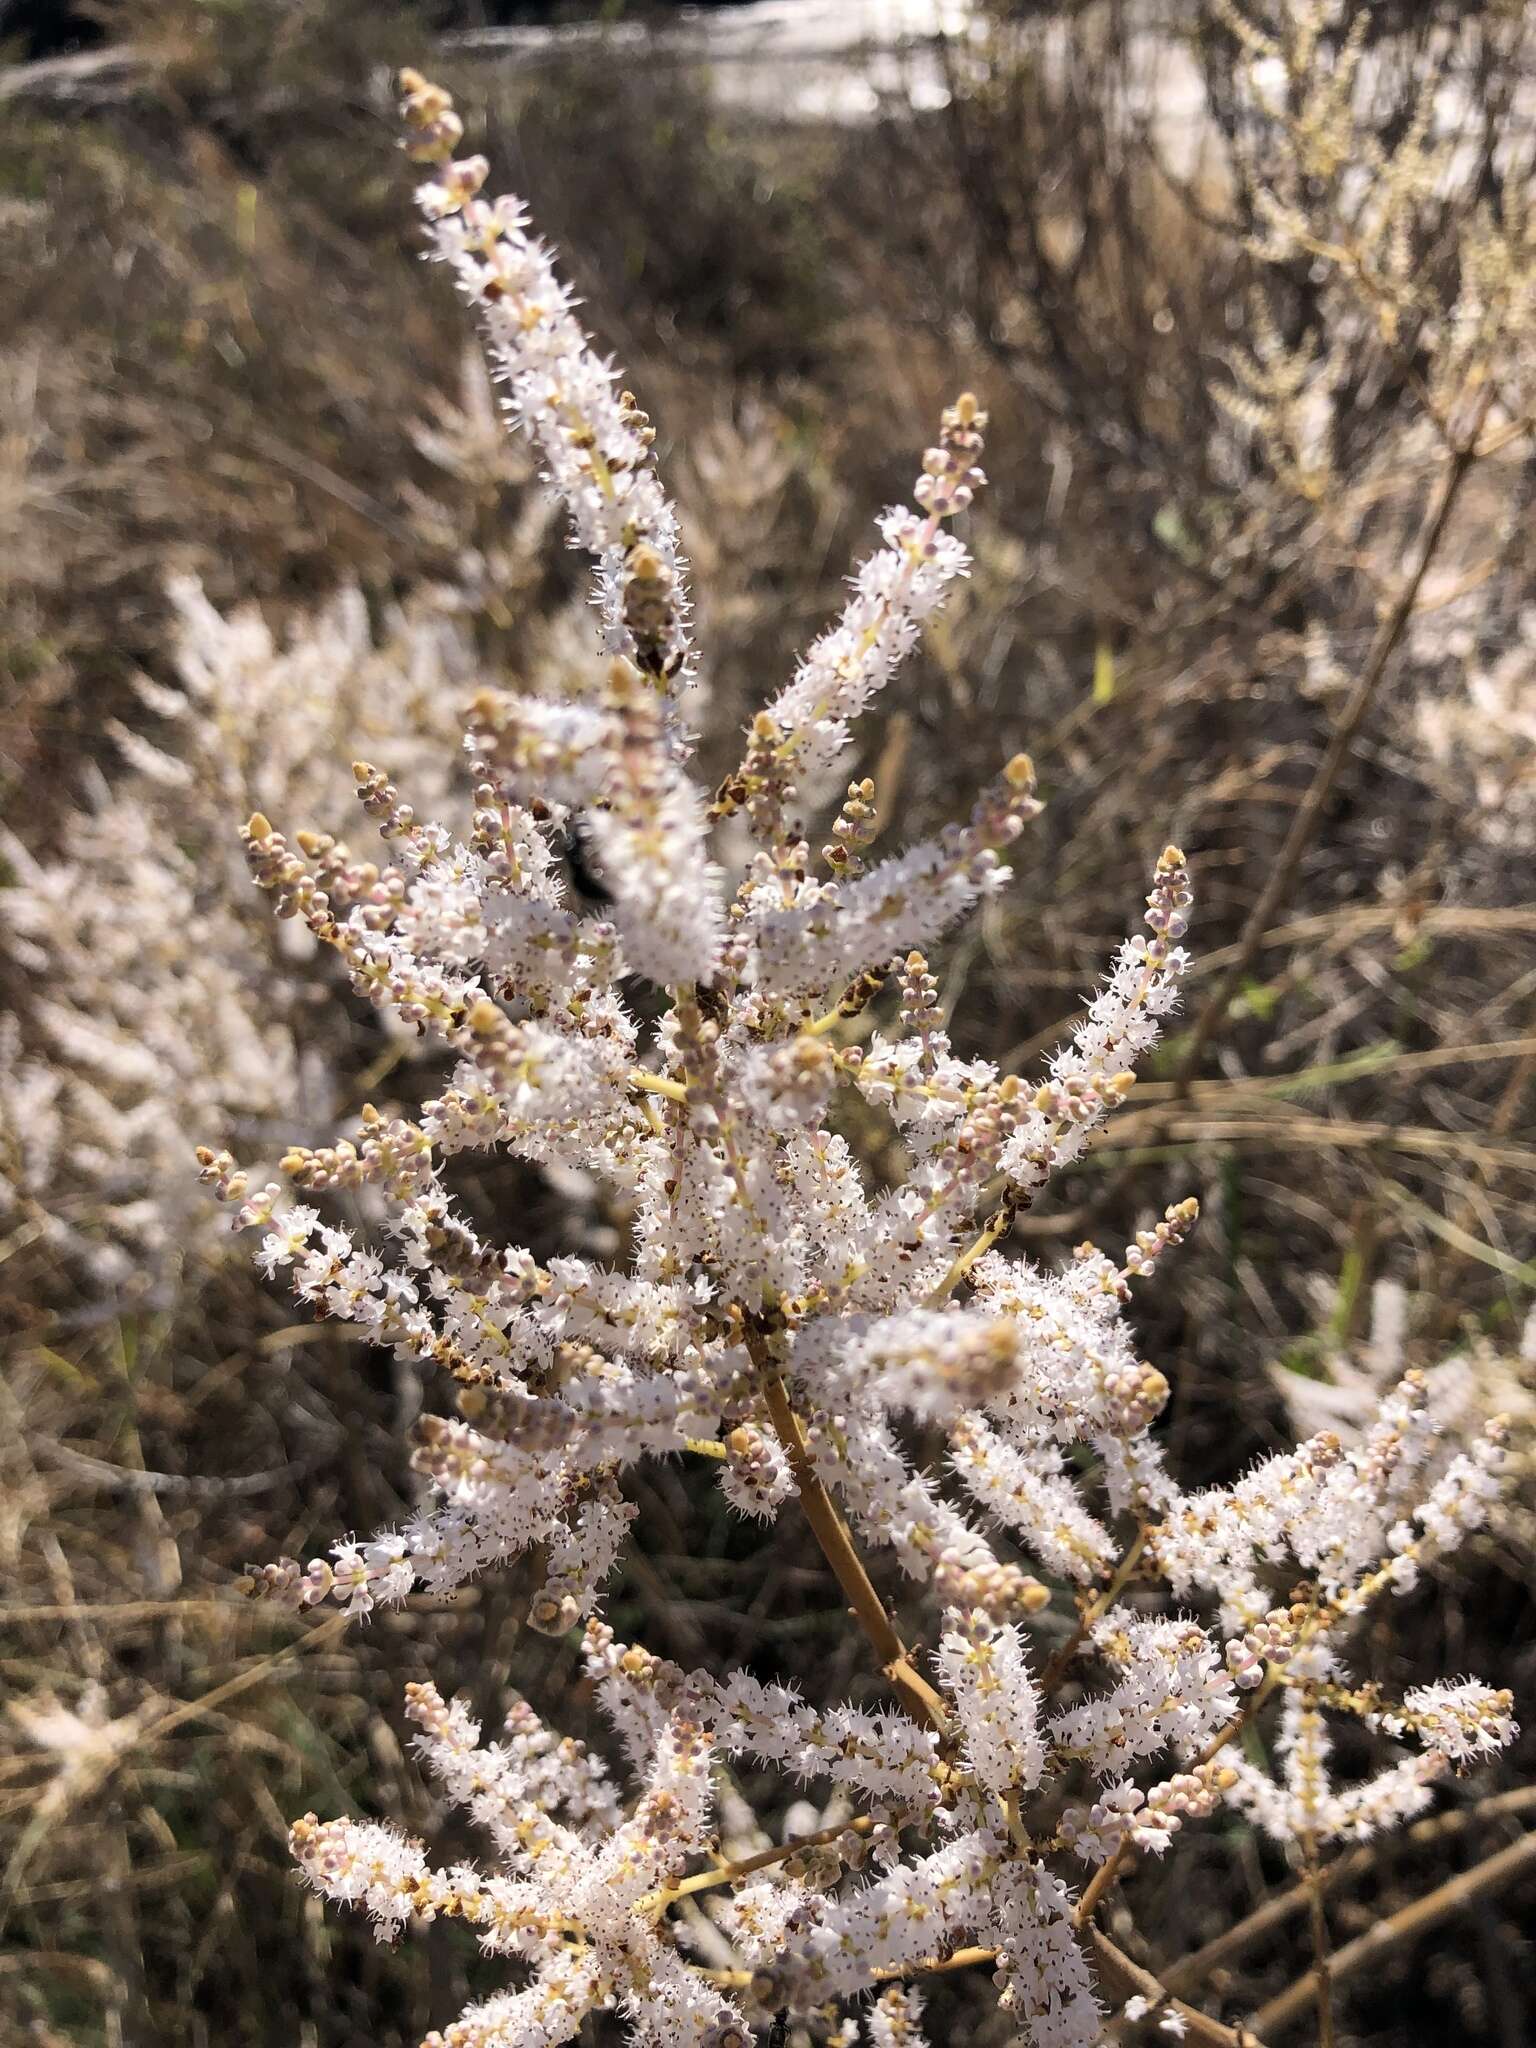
[208,67,1519,2048]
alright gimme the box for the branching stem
[1039,1526,1147,1695]
[924,1188,1019,1306]
[747,1324,950,1736]
[1074,1668,1279,1929]
[637,1814,876,1922]
[1251,1827,1536,2038]
[1162,1786,1536,2002]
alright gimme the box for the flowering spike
[169,63,1529,2048]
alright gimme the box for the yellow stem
[637,1814,875,1922]
[628,1071,688,1103]
[924,1189,1019,1307]
[803,1005,849,1038]
[1002,1791,1032,1853]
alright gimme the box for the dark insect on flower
[556,815,614,907]
[768,2012,789,2048]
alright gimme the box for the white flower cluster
[405,70,694,700]
[212,72,1518,2048]
[0,578,480,1305]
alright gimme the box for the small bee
[767,2014,790,2048]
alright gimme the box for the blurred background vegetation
[1,1,1533,2043]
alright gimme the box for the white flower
[185,64,1530,2048]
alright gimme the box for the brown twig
[1250,1827,1536,2038]
[1161,1786,1536,2001]
[862,1926,1266,2046]
[1303,1837,1336,2048]
[638,1815,876,1921]
[749,1326,950,1735]
[1038,1526,1147,1695]
[1089,1927,1268,2048]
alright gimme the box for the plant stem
[638,1814,876,1921]
[628,1070,688,1103]
[1251,1827,1536,2038]
[1039,1526,1146,1695]
[748,1326,950,1735]
[1304,1838,1336,2048]
[1087,1928,1268,2048]
[1162,1787,1536,2002]
[924,1188,1020,1307]
[1074,1669,1279,1929]
[859,1929,1266,2047]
